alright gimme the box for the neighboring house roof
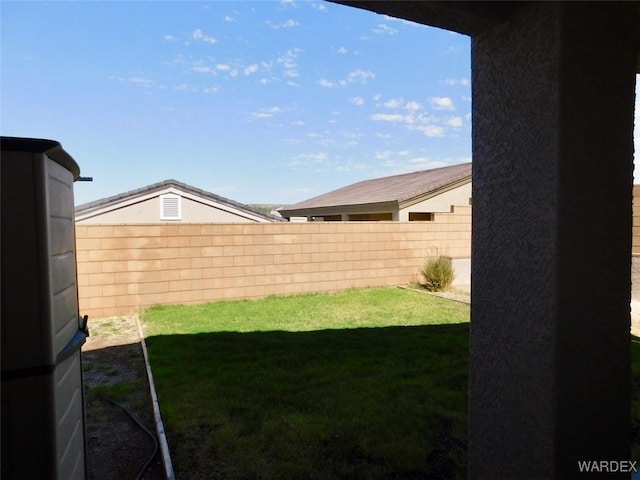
[279,162,472,217]
[75,179,284,223]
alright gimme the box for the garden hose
[99,395,159,480]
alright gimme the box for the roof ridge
[75,179,283,222]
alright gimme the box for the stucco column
[469,3,639,478]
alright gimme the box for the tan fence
[75,205,471,318]
[634,186,640,255]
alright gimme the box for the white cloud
[291,120,305,126]
[403,114,417,124]
[293,152,328,165]
[175,84,197,92]
[268,19,300,29]
[192,65,216,75]
[319,78,337,88]
[444,77,470,86]
[345,69,374,84]
[372,24,397,35]
[280,0,297,7]
[350,96,365,106]
[244,64,259,75]
[202,86,219,94]
[381,14,428,28]
[321,70,374,88]
[384,98,404,108]
[405,101,422,111]
[192,29,217,44]
[164,35,176,41]
[276,49,302,79]
[429,96,455,111]
[224,15,234,22]
[408,157,433,164]
[447,116,464,128]
[110,76,154,87]
[338,46,348,55]
[311,3,327,11]
[250,106,282,119]
[371,113,404,122]
[416,125,445,137]
[217,64,231,71]
[277,50,299,69]
[375,150,410,160]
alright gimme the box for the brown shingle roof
[281,162,471,213]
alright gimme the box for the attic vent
[160,194,181,220]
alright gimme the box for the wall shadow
[82,342,165,480]
[144,323,470,480]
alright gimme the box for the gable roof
[75,179,284,222]
[280,162,472,216]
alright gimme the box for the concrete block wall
[76,205,471,318]
[634,185,640,254]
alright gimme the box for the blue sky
[1,1,638,207]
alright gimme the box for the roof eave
[398,175,472,209]
[280,200,399,218]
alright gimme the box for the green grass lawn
[142,287,470,479]
[141,287,640,479]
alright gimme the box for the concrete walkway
[452,258,640,337]
[452,258,471,294]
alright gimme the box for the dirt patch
[82,316,165,480]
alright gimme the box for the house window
[160,194,181,220]
[349,213,393,221]
[409,212,434,221]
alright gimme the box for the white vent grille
[160,194,181,220]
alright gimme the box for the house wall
[398,182,472,221]
[77,195,271,224]
[75,205,471,318]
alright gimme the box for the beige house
[75,179,283,224]
[279,162,472,221]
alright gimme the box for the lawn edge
[135,313,176,480]
[396,285,471,305]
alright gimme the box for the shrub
[421,255,455,292]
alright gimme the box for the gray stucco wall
[469,2,637,478]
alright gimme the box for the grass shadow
[146,323,469,480]
[82,342,164,480]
